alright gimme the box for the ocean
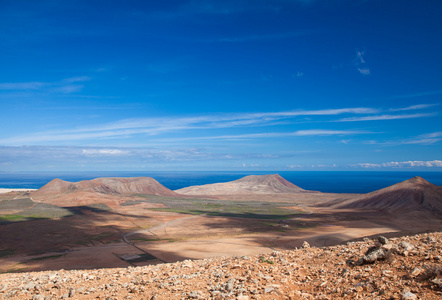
[0,171,442,194]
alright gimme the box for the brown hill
[324,176,442,214]
[33,177,180,198]
[33,178,76,195]
[175,174,315,195]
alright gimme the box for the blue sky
[0,0,441,171]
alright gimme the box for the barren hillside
[31,177,182,207]
[1,231,441,299]
[322,176,442,214]
[175,174,315,195]
[34,177,179,197]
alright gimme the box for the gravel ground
[1,231,441,300]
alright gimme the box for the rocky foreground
[1,232,441,300]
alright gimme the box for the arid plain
[0,174,441,274]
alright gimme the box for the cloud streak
[171,129,372,141]
[390,104,438,111]
[0,145,264,168]
[362,131,442,146]
[204,31,318,43]
[389,90,442,100]
[357,68,370,75]
[354,160,442,168]
[0,107,378,145]
[355,51,370,75]
[401,132,442,145]
[337,113,437,122]
[0,82,47,90]
[0,76,91,94]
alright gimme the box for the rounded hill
[33,177,179,198]
[175,174,315,195]
[323,176,442,214]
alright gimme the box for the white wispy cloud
[337,113,437,122]
[357,68,370,75]
[81,149,127,156]
[389,90,442,100]
[0,105,437,146]
[0,82,46,90]
[170,129,372,141]
[0,107,378,145]
[353,160,442,168]
[209,31,316,43]
[144,0,316,26]
[0,76,91,94]
[172,0,317,17]
[0,146,221,166]
[63,76,91,83]
[356,51,365,63]
[362,131,442,146]
[286,164,304,169]
[53,85,84,94]
[383,160,442,167]
[292,129,368,136]
[355,163,382,168]
[401,132,442,145]
[390,104,438,111]
[355,50,370,75]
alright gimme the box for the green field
[0,198,34,211]
[124,195,303,220]
[0,199,112,225]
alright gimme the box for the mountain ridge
[33,177,180,198]
[175,174,316,195]
[323,176,442,214]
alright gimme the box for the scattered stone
[187,290,200,299]
[408,267,423,278]
[225,279,235,292]
[431,278,442,288]
[182,260,193,268]
[23,282,36,291]
[381,243,394,251]
[398,242,415,256]
[378,236,388,245]
[301,292,313,299]
[301,241,310,249]
[0,232,440,300]
[402,291,417,300]
[422,236,436,244]
[360,247,389,264]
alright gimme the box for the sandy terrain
[0,188,36,194]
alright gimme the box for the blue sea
[0,171,441,194]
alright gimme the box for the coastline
[0,188,37,194]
